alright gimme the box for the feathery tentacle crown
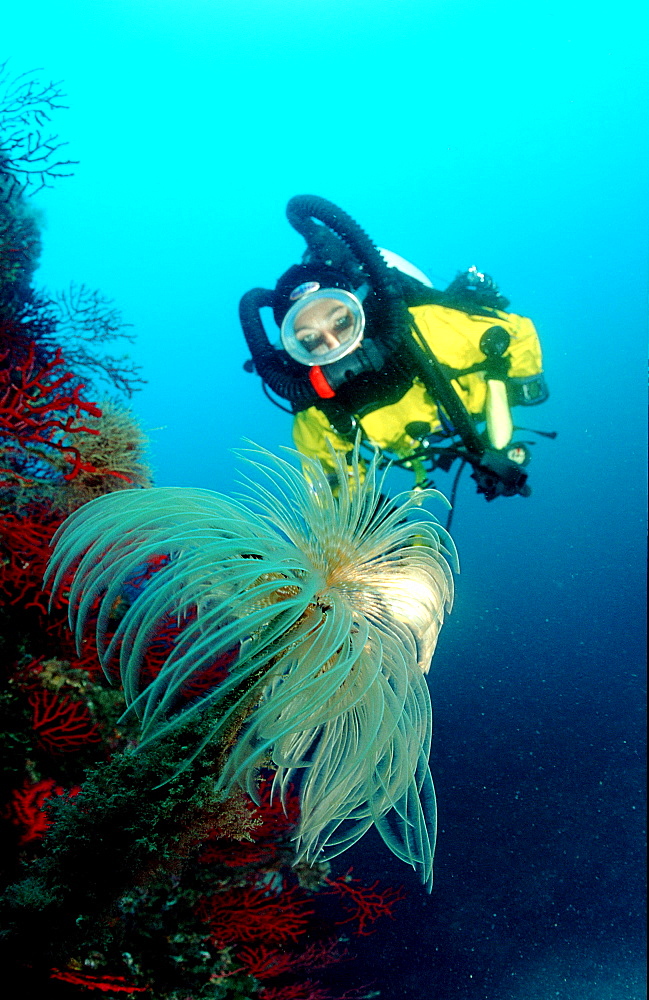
[45,443,456,888]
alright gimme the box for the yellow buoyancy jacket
[292,302,544,479]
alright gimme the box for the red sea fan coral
[178,644,238,700]
[0,506,61,612]
[196,880,314,946]
[7,778,79,844]
[251,776,301,837]
[237,939,346,979]
[28,688,102,752]
[0,342,102,486]
[259,983,331,1000]
[50,969,147,993]
[258,982,369,1000]
[198,776,300,868]
[126,607,239,699]
[324,871,405,936]
[237,944,304,980]
[199,837,278,868]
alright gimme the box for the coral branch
[48,283,145,396]
[0,343,102,486]
[259,982,335,1000]
[29,688,102,752]
[52,282,134,344]
[324,871,405,936]
[238,939,346,979]
[0,61,77,195]
[7,778,79,844]
[50,969,147,992]
[198,776,300,868]
[196,881,314,946]
[0,507,60,611]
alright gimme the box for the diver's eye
[300,332,323,351]
[334,313,352,333]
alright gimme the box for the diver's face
[294,297,357,356]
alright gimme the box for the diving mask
[280,284,366,366]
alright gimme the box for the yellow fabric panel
[358,379,445,452]
[506,313,544,377]
[292,406,352,475]
[293,383,442,477]
[409,304,543,378]
[292,303,544,474]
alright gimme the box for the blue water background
[4,2,646,997]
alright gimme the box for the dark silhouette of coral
[0,60,76,197]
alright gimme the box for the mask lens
[280,288,365,366]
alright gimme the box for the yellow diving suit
[292,302,545,480]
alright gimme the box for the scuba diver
[239,195,551,523]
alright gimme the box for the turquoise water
[4,1,646,997]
